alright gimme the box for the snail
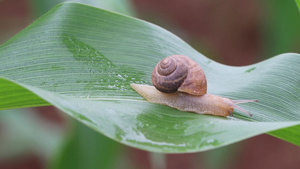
[130,55,258,117]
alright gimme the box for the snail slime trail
[131,55,258,117]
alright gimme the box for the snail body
[131,55,258,117]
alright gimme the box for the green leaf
[49,120,123,169]
[30,0,134,17]
[262,0,300,59]
[0,109,63,159]
[0,3,300,153]
[296,0,300,12]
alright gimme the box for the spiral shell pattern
[151,55,207,95]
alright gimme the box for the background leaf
[49,120,123,169]
[262,0,300,59]
[0,109,63,159]
[0,3,300,153]
[30,0,134,17]
[295,0,300,12]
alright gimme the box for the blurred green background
[0,0,300,169]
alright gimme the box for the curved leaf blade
[0,3,300,152]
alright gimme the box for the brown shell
[151,55,207,95]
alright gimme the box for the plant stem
[149,152,166,169]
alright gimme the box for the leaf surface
[0,3,300,152]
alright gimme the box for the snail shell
[151,55,207,95]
